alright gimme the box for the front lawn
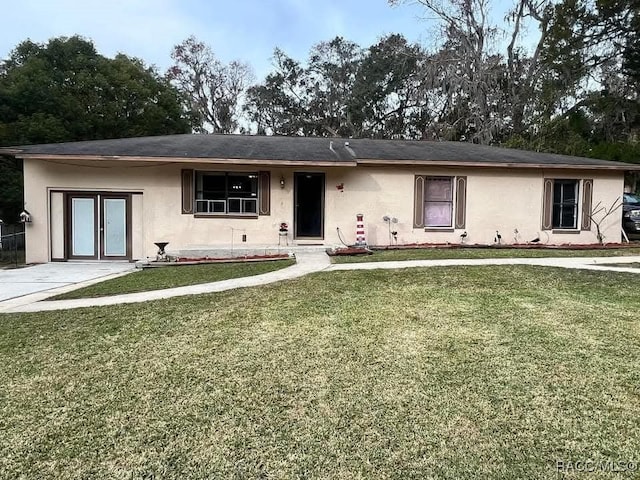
[50,259,295,300]
[332,246,640,263]
[1,266,639,479]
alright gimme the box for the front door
[67,193,130,260]
[294,173,325,239]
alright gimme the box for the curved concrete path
[2,253,640,313]
[0,252,331,313]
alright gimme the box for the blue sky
[1,0,438,80]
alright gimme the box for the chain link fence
[0,224,25,267]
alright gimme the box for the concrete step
[166,244,337,259]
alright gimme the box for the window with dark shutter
[415,175,467,229]
[194,172,259,215]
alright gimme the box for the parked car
[623,193,640,238]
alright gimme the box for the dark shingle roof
[2,134,637,169]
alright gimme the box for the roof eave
[17,154,357,168]
[356,158,640,171]
[0,148,22,157]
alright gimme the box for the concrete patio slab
[0,262,136,302]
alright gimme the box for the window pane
[425,201,452,227]
[228,198,241,213]
[562,183,577,203]
[552,205,561,229]
[243,199,257,214]
[228,174,258,198]
[561,206,577,228]
[424,177,453,227]
[196,200,207,213]
[72,198,95,256]
[425,177,453,201]
[197,173,225,200]
[104,198,126,256]
[212,201,225,213]
[552,180,579,229]
[195,172,259,214]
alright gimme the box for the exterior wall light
[19,210,32,223]
[280,176,286,189]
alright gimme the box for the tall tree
[0,36,191,146]
[349,34,425,138]
[389,0,589,143]
[305,37,362,136]
[0,35,191,221]
[390,0,504,142]
[168,36,253,134]
[244,49,308,135]
[245,38,362,137]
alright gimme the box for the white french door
[102,198,127,257]
[67,194,130,260]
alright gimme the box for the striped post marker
[355,213,366,246]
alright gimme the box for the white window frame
[552,179,580,230]
[424,176,455,228]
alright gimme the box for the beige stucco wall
[23,158,625,263]
[324,166,623,247]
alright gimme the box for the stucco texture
[23,158,624,263]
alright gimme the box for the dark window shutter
[259,171,271,215]
[181,169,194,214]
[414,175,425,228]
[454,176,467,229]
[581,179,593,230]
[542,178,553,230]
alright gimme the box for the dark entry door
[294,173,325,238]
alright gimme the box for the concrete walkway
[1,253,639,313]
[329,255,640,273]
[0,252,331,313]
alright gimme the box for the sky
[1,0,439,80]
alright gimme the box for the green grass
[332,246,640,263]
[1,266,640,479]
[50,259,295,300]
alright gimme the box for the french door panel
[101,197,128,259]
[69,196,98,259]
[66,193,130,260]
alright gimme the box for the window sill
[194,214,259,219]
[552,229,580,234]
[424,228,455,232]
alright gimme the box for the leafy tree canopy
[0,35,192,222]
[0,35,191,146]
